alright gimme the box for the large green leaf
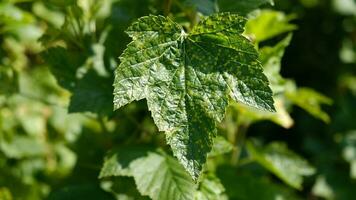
[246,141,315,189]
[113,13,274,180]
[100,150,196,200]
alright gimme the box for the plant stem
[229,119,250,166]
[164,0,173,16]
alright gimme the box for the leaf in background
[286,88,332,123]
[246,141,315,189]
[43,46,113,115]
[234,98,294,129]
[208,136,233,157]
[0,66,18,96]
[0,136,46,159]
[312,167,356,200]
[218,0,274,15]
[130,152,195,200]
[68,69,113,115]
[113,13,274,180]
[195,174,227,200]
[100,149,196,200]
[99,147,150,178]
[332,0,356,16]
[260,34,293,94]
[244,10,297,43]
[217,166,300,200]
[42,47,86,91]
[0,187,12,200]
[312,176,335,199]
[341,130,356,179]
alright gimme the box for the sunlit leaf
[244,10,297,43]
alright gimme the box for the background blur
[0,0,355,199]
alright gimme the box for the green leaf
[260,34,293,94]
[286,88,332,123]
[113,13,274,180]
[68,69,113,115]
[311,167,356,200]
[0,136,46,159]
[341,131,356,179]
[218,0,274,15]
[99,147,150,178]
[130,152,196,200]
[208,136,233,157]
[0,187,12,200]
[244,10,297,43]
[234,98,294,129]
[100,150,196,200]
[195,174,227,200]
[42,47,86,91]
[0,66,18,96]
[217,166,300,200]
[246,141,315,189]
[43,47,113,115]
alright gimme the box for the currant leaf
[113,13,274,180]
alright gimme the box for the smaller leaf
[0,187,12,200]
[68,69,113,115]
[341,130,356,179]
[234,98,294,129]
[244,10,297,43]
[246,141,315,189]
[99,147,150,178]
[100,149,196,200]
[0,66,18,96]
[0,136,46,159]
[217,166,300,200]
[260,34,293,94]
[286,88,332,123]
[130,151,195,200]
[208,136,233,157]
[42,47,86,91]
[312,176,335,199]
[195,174,227,200]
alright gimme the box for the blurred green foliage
[0,0,355,199]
